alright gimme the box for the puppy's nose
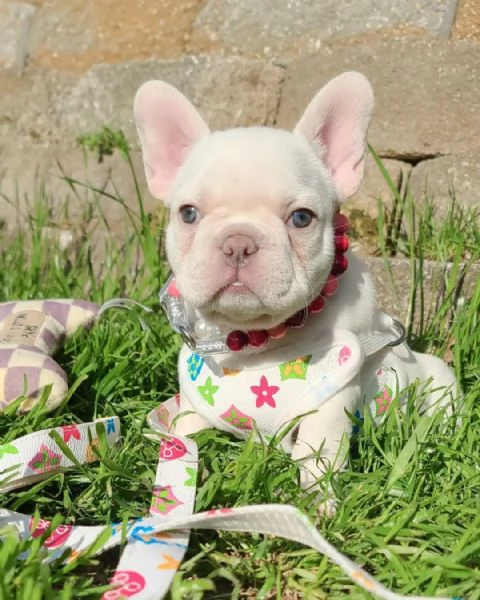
[221,234,258,267]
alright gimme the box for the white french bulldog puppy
[134,72,458,513]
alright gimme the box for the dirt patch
[453,0,480,40]
[15,0,45,5]
[31,0,205,74]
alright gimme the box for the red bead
[226,330,248,352]
[334,235,349,253]
[267,324,287,339]
[322,274,338,296]
[247,330,269,347]
[308,296,325,314]
[285,310,307,328]
[334,213,349,234]
[332,254,348,276]
[167,279,181,298]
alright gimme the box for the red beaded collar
[225,211,349,351]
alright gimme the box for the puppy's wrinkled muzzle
[221,233,258,268]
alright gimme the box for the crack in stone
[378,152,448,167]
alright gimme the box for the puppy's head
[134,72,373,331]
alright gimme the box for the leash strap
[0,400,457,600]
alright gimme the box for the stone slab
[0,68,34,139]
[276,38,480,161]
[343,156,412,257]
[0,67,78,146]
[364,256,479,326]
[57,56,284,141]
[190,0,457,58]
[351,155,412,218]
[39,226,132,279]
[0,1,37,71]
[0,142,154,233]
[29,0,95,58]
[409,153,480,215]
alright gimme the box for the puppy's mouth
[217,280,252,296]
[212,279,259,313]
[205,280,276,327]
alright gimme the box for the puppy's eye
[289,209,314,228]
[180,205,199,224]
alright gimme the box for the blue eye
[289,209,314,228]
[180,205,199,224]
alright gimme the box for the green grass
[0,139,479,599]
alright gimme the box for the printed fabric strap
[358,313,406,357]
[0,417,120,493]
[0,399,458,600]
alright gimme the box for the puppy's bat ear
[294,71,374,200]
[134,81,210,202]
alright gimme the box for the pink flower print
[159,437,187,461]
[338,345,352,365]
[250,375,279,408]
[207,508,234,516]
[220,405,254,430]
[29,517,73,548]
[28,444,62,474]
[102,570,146,599]
[61,425,81,443]
[150,485,183,515]
[374,385,394,416]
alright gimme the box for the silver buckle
[387,319,406,347]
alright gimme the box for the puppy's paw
[300,475,338,517]
[317,495,338,518]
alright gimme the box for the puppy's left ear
[294,71,373,200]
[134,81,210,202]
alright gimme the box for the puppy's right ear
[134,81,210,202]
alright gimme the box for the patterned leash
[0,399,459,600]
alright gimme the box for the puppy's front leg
[172,392,212,437]
[291,380,360,516]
